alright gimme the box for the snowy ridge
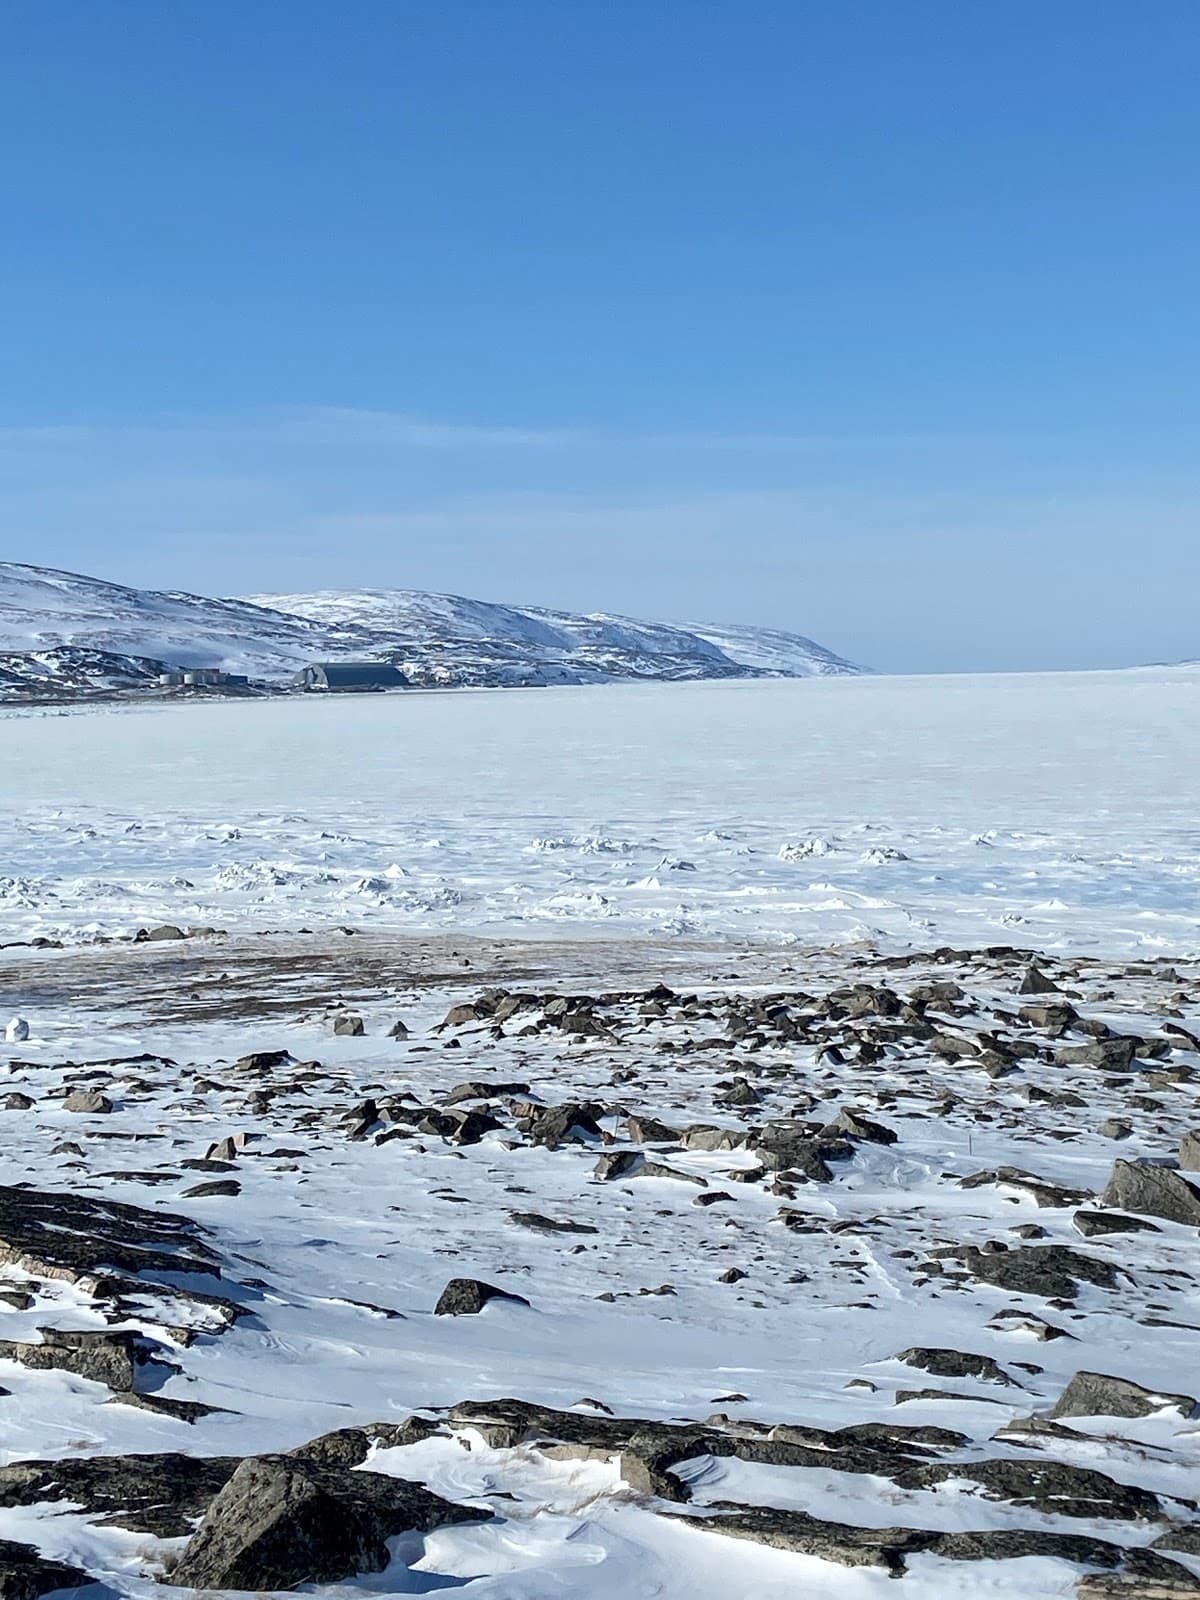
[0,561,860,698]
[248,587,862,685]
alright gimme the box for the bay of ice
[2,668,1197,954]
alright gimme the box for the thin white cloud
[0,405,908,457]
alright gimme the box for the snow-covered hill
[249,587,858,687]
[0,561,861,699]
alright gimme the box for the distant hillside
[0,561,862,700]
[252,587,862,687]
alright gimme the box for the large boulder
[526,1103,603,1148]
[433,1278,530,1316]
[1050,1371,1197,1421]
[1101,1161,1200,1227]
[0,1329,164,1390]
[62,1091,113,1115]
[1017,966,1061,996]
[169,1456,488,1591]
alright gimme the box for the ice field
[2,668,1198,955]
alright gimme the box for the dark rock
[527,1103,603,1148]
[1058,1038,1139,1069]
[205,1136,244,1162]
[440,1003,483,1028]
[0,1185,243,1331]
[1101,1160,1200,1227]
[0,1453,240,1536]
[433,1278,530,1316]
[961,1243,1119,1299]
[680,1126,748,1153]
[894,1347,1013,1385]
[0,1538,94,1600]
[626,1115,680,1143]
[183,1179,241,1198]
[508,1212,598,1235]
[444,1079,528,1105]
[961,1166,1090,1208]
[681,1506,931,1573]
[418,1108,502,1145]
[714,1078,760,1108]
[0,1329,165,1391]
[233,1050,293,1073]
[594,1151,644,1181]
[753,1122,850,1180]
[105,1390,228,1423]
[331,1012,365,1037]
[899,1457,1161,1520]
[289,1419,442,1470]
[1073,1209,1160,1238]
[1050,1371,1197,1421]
[1155,1526,1200,1557]
[1079,1547,1200,1595]
[556,1010,616,1041]
[826,1108,898,1145]
[1019,1002,1078,1033]
[931,1528,1122,1566]
[170,1455,488,1591]
[1017,967,1062,996]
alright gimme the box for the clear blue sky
[2,1,1197,671]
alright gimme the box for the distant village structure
[157,668,249,689]
[295,662,409,691]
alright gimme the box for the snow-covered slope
[0,563,349,679]
[250,588,862,686]
[0,561,861,699]
[688,619,862,677]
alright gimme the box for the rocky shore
[1,936,1198,1597]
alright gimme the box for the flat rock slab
[960,1243,1119,1299]
[0,1184,219,1288]
[0,1454,242,1538]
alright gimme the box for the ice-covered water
[2,669,1197,953]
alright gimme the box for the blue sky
[2,1,1197,672]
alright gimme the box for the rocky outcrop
[1050,1371,1197,1421]
[168,1456,488,1591]
[1102,1160,1200,1227]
